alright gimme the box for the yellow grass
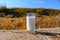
[0,15,60,30]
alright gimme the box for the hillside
[0,7,60,17]
[0,7,60,29]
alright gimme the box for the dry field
[0,17,26,30]
[0,28,60,40]
[0,15,60,30]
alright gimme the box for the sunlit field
[0,14,60,30]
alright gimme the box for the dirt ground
[0,28,60,40]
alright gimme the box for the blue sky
[0,0,60,9]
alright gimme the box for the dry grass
[0,15,60,30]
[0,17,26,30]
[36,15,60,28]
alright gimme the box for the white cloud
[34,0,44,4]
